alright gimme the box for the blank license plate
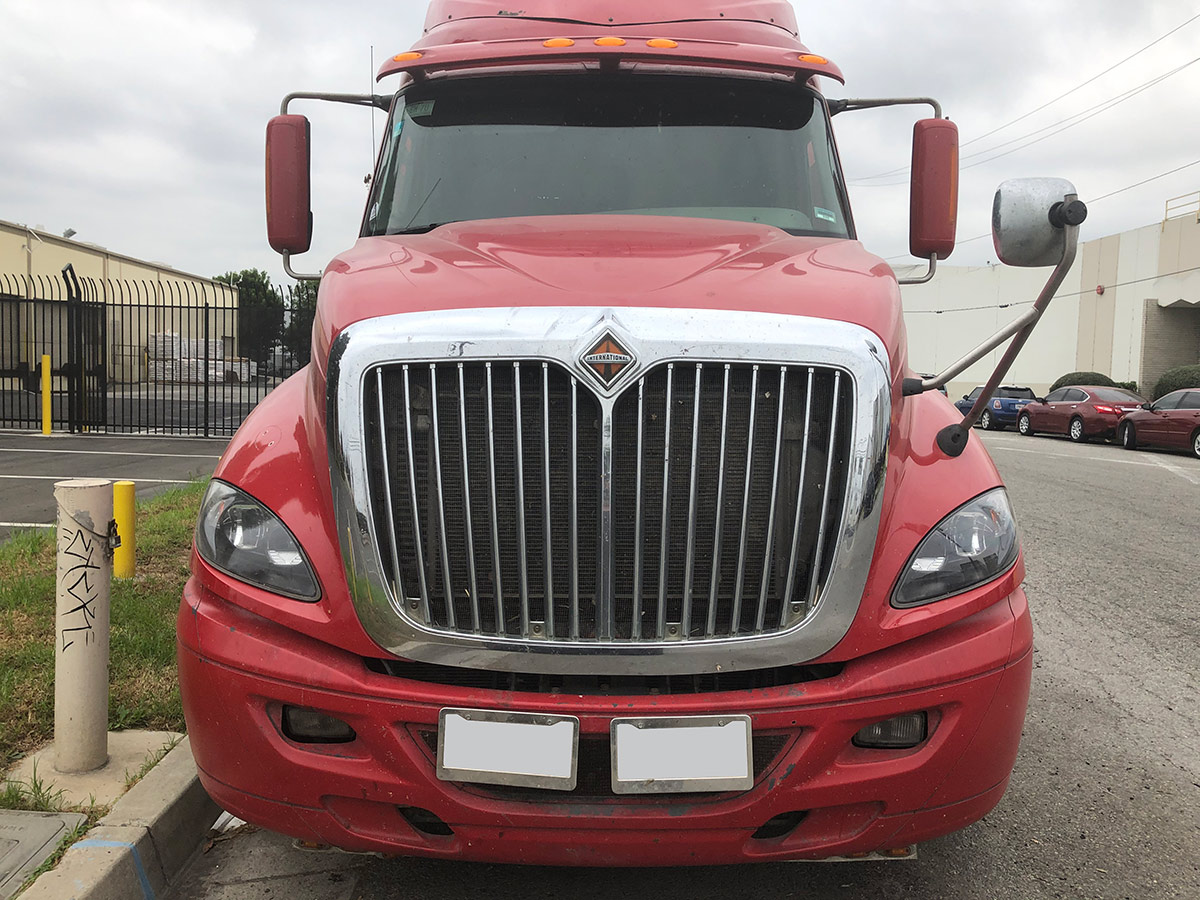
[611,715,753,794]
[437,709,579,791]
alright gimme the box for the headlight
[892,488,1018,608]
[195,481,320,601]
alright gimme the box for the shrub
[1115,381,1140,395]
[1152,364,1200,400]
[1048,371,1116,393]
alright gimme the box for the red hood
[312,215,907,382]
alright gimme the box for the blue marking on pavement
[75,839,155,899]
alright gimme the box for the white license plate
[610,715,753,794]
[437,709,579,791]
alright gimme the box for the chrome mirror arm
[283,251,322,282]
[903,194,1087,457]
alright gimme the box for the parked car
[1017,385,1145,442]
[955,385,1037,430]
[1117,389,1200,458]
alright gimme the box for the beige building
[0,219,239,385]
[900,195,1200,400]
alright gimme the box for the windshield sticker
[392,118,404,140]
[407,100,435,119]
[814,207,838,223]
[368,200,380,222]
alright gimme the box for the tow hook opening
[751,810,809,841]
[398,806,455,837]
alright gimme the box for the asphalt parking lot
[163,428,1198,899]
[0,431,227,541]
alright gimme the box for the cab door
[1141,392,1179,444]
[1168,391,1200,448]
[1031,388,1068,430]
[1044,388,1082,433]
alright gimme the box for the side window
[1045,389,1068,402]
[968,387,983,400]
[1155,393,1182,411]
[1065,389,1087,402]
[1183,392,1200,410]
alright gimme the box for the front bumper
[179,582,1033,866]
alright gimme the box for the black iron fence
[0,267,315,437]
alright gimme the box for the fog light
[853,712,928,749]
[282,706,356,744]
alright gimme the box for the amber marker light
[646,39,679,49]
[393,52,423,62]
[594,37,627,47]
[544,38,575,48]
[798,53,829,65]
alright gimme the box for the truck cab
[179,0,1083,865]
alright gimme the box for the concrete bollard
[53,478,114,774]
[113,481,136,579]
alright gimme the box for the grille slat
[730,365,760,634]
[632,378,645,640]
[540,364,555,638]
[513,363,531,637]
[484,363,505,634]
[681,364,703,638]
[706,365,732,638]
[756,367,788,634]
[401,365,432,624]
[656,363,675,640]
[375,370,408,609]
[455,364,481,632]
[569,376,580,640]
[428,365,457,630]
[781,368,815,628]
[807,371,842,613]
[366,359,851,646]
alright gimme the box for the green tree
[215,269,283,364]
[281,280,319,369]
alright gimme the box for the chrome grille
[365,360,852,644]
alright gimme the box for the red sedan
[1017,385,1145,442]
[1117,389,1200,458]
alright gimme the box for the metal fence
[0,267,315,437]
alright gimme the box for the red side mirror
[266,115,313,255]
[909,118,959,261]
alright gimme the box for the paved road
[173,429,1200,900]
[0,431,226,541]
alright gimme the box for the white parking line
[988,445,1162,468]
[988,443,1200,482]
[0,447,220,460]
[0,522,54,529]
[1148,454,1200,486]
[0,475,193,484]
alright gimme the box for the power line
[856,55,1200,187]
[884,156,1200,261]
[906,264,1200,314]
[852,11,1200,182]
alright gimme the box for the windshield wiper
[390,222,456,235]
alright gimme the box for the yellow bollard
[41,354,51,436]
[113,481,136,579]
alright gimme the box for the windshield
[364,74,851,237]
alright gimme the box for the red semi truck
[180,0,1087,864]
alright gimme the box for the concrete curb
[20,737,220,900]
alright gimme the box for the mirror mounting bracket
[898,253,937,286]
[910,192,1088,457]
[283,251,322,283]
[829,97,943,119]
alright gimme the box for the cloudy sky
[2,0,1199,286]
